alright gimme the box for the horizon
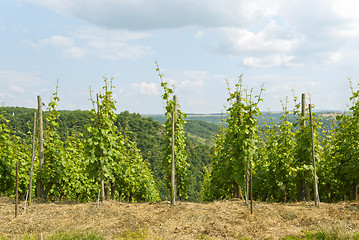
[1,105,349,116]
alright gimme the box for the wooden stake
[171,95,177,205]
[97,94,104,204]
[250,168,253,214]
[297,93,306,201]
[37,96,44,200]
[235,95,244,201]
[15,161,18,217]
[97,188,100,207]
[29,112,36,206]
[24,190,29,211]
[309,104,320,207]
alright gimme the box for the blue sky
[1,0,359,114]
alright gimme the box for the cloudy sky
[1,0,359,114]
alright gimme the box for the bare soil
[0,197,358,239]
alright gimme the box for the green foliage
[85,77,159,202]
[1,105,213,201]
[201,76,263,200]
[332,80,359,200]
[85,78,122,185]
[186,138,212,201]
[156,62,189,200]
[292,96,322,201]
[0,107,33,198]
[2,74,359,204]
[0,113,15,195]
[40,83,66,200]
[317,126,342,202]
[185,120,219,145]
[63,131,96,201]
[118,126,159,201]
[255,100,296,201]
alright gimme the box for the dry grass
[0,198,358,239]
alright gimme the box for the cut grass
[1,199,358,240]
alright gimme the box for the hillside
[145,111,340,132]
[1,198,358,239]
[0,107,217,202]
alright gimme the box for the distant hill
[143,113,226,125]
[145,110,341,131]
[0,107,217,201]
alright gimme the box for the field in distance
[1,198,358,239]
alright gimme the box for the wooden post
[250,168,253,214]
[24,190,29,211]
[171,95,177,205]
[29,112,36,206]
[37,96,44,200]
[353,182,358,201]
[296,93,306,201]
[235,95,244,201]
[97,188,100,207]
[15,161,18,217]
[97,94,104,204]
[309,104,320,207]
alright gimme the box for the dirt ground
[0,197,358,239]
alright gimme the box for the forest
[0,74,358,204]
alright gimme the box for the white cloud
[28,28,153,59]
[243,55,295,68]
[37,35,74,47]
[279,0,359,41]
[220,21,298,55]
[30,35,86,58]
[8,85,26,93]
[130,82,159,96]
[177,71,207,89]
[194,30,204,39]
[78,28,151,42]
[25,0,359,70]
[327,51,344,63]
[26,0,277,30]
[165,70,222,93]
[0,69,46,107]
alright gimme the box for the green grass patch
[283,226,359,240]
[21,232,105,240]
[117,228,158,240]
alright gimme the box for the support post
[250,168,253,214]
[29,112,36,206]
[97,94,104,204]
[297,93,306,201]
[171,95,177,205]
[15,161,18,217]
[236,95,244,201]
[309,104,320,207]
[37,96,44,200]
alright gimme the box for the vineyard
[0,67,359,238]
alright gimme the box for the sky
[1,0,359,114]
